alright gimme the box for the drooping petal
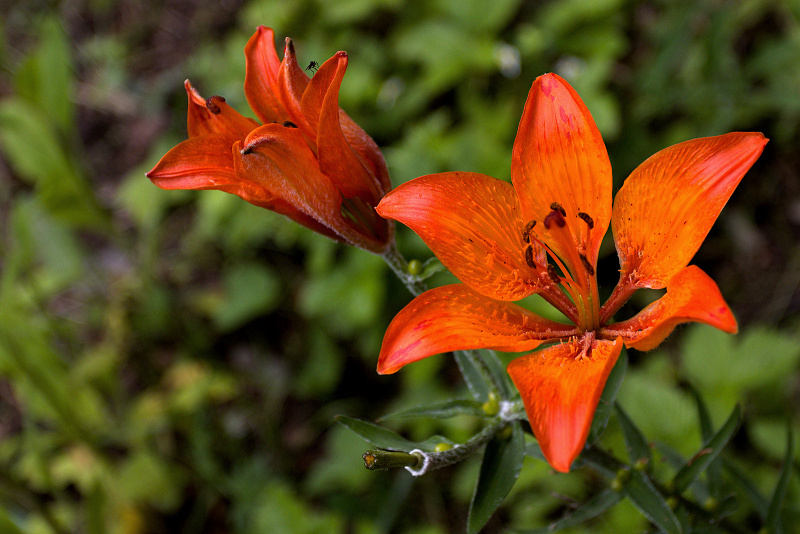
[377,172,548,301]
[511,73,612,270]
[507,336,622,472]
[600,265,737,351]
[301,51,382,202]
[236,123,388,252]
[277,38,313,140]
[244,26,286,124]
[185,80,258,140]
[378,284,578,374]
[147,135,244,192]
[612,132,768,288]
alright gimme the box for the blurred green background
[1,0,799,532]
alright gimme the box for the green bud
[497,425,513,440]
[482,392,499,416]
[407,259,423,276]
[434,442,452,452]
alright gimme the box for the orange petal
[376,172,548,301]
[236,123,387,252]
[301,52,382,202]
[507,336,622,472]
[511,73,612,270]
[378,284,578,374]
[612,132,768,288]
[244,26,286,124]
[600,265,737,351]
[277,38,313,140]
[146,134,246,192]
[185,80,258,140]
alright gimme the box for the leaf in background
[0,98,107,229]
[467,423,524,534]
[588,349,627,445]
[14,16,74,134]
[765,424,794,534]
[670,405,740,495]
[213,263,282,332]
[378,398,485,421]
[454,350,491,402]
[515,488,622,533]
[622,470,683,534]
[615,403,651,467]
[690,386,723,498]
[723,458,769,520]
[335,415,452,452]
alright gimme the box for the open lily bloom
[147,26,393,253]
[376,73,767,472]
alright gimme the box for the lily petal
[185,80,258,140]
[302,51,381,202]
[147,134,242,191]
[378,284,578,374]
[601,265,737,351]
[511,73,612,269]
[236,123,386,252]
[277,38,313,139]
[507,336,622,472]
[243,26,286,124]
[613,132,768,288]
[377,172,548,301]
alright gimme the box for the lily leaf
[616,402,651,467]
[334,415,451,452]
[467,423,524,534]
[588,349,627,445]
[623,470,682,534]
[514,488,622,533]
[690,385,722,498]
[765,423,794,534]
[378,398,485,421]
[671,405,740,495]
[723,458,768,519]
[454,350,492,401]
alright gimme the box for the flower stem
[381,243,427,296]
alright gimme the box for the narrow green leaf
[467,423,524,534]
[514,488,622,533]
[723,458,768,519]
[524,437,546,462]
[335,415,418,451]
[671,405,741,494]
[765,424,794,533]
[616,402,651,467]
[378,399,485,421]
[623,470,682,534]
[454,350,491,401]
[588,349,627,445]
[690,386,722,498]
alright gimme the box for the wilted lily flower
[376,73,767,472]
[147,26,393,253]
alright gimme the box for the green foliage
[1,0,799,532]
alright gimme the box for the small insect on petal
[205,96,225,114]
[306,60,319,73]
[578,212,594,229]
[522,220,537,243]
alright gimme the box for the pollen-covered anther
[544,209,566,229]
[550,202,566,217]
[524,246,536,268]
[522,220,537,243]
[578,212,594,229]
[579,253,595,276]
[547,264,561,284]
[205,96,225,114]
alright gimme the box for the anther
[522,220,536,243]
[544,209,566,229]
[205,96,224,114]
[547,264,561,284]
[524,246,536,268]
[579,253,595,276]
[283,121,298,128]
[578,212,594,229]
[550,202,566,217]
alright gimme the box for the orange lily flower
[376,73,767,472]
[146,26,393,253]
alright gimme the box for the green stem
[381,243,427,296]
